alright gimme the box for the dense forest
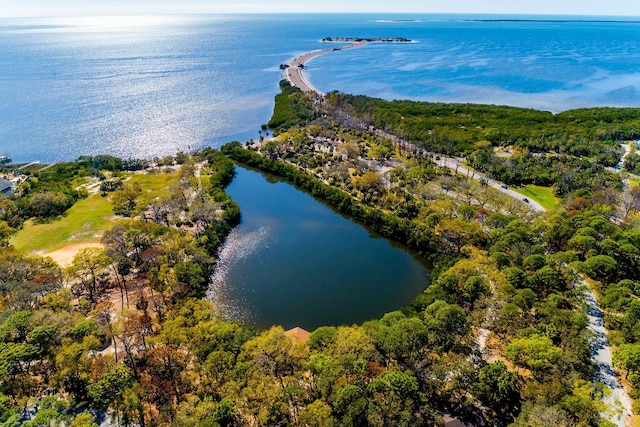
[1,83,640,426]
[320,90,635,195]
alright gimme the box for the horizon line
[2,11,640,19]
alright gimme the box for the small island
[322,36,412,42]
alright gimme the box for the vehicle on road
[522,197,529,203]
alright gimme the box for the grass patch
[125,170,179,195]
[11,194,114,253]
[11,170,180,253]
[514,184,561,210]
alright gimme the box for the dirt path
[580,278,634,426]
[45,242,104,267]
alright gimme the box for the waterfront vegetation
[1,85,640,426]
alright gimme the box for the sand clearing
[45,243,105,267]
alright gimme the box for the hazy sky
[1,0,639,18]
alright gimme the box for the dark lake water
[207,166,430,330]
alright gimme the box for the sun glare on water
[2,15,197,33]
[56,15,189,29]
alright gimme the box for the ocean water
[1,14,640,162]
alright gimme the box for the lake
[207,166,430,330]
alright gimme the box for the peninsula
[281,37,412,93]
[321,36,412,42]
[281,43,548,212]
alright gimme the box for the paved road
[284,43,546,213]
[284,42,368,93]
[376,128,547,213]
[431,155,546,212]
[606,142,632,173]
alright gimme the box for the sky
[1,0,639,18]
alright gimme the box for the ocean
[1,14,639,162]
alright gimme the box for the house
[0,178,14,196]
[285,327,310,343]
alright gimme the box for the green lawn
[127,170,180,196]
[515,184,561,211]
[11,192,114,253]
[11,170,179,253]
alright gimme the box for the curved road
[284,41,368,94]
[282,43,545,213]
[432,155,546,212]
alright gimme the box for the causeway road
[284,41,368,93]
[282,42,546,213]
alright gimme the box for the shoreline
[283,40,370,93]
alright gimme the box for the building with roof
[0,178,15,196]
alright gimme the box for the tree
[522,254,547,272]
[628,186,640,214]
[173,261,206,298]
[300,400,335,427]
[567,235,597,258]
[511,402,571,427]
[66,248,112,307]
[111,183,142,217]
[473,361,520,418]
[235,327,308,425]
[189,199,221,234]
[582,254,617,282]
[368,312,430,365]
[505,334,563,373]
[0,221,12,248]
[27,191,73,219]
[434,218,484,252]
[367,140,393,160]
[422,300,470,351]
[366,370,436,427]
[141,344,190,422]
[88,364,134,422]
[528,266,564,297]
[355,171,383,199]
[0,198,22,229]
[613,344,640,379]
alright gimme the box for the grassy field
[515,184,561,211]
[11,170,179,253]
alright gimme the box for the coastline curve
[283,41,368,94]
[280,39,547,214]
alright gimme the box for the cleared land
[11,170,179,253]
[514,184,560,211]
